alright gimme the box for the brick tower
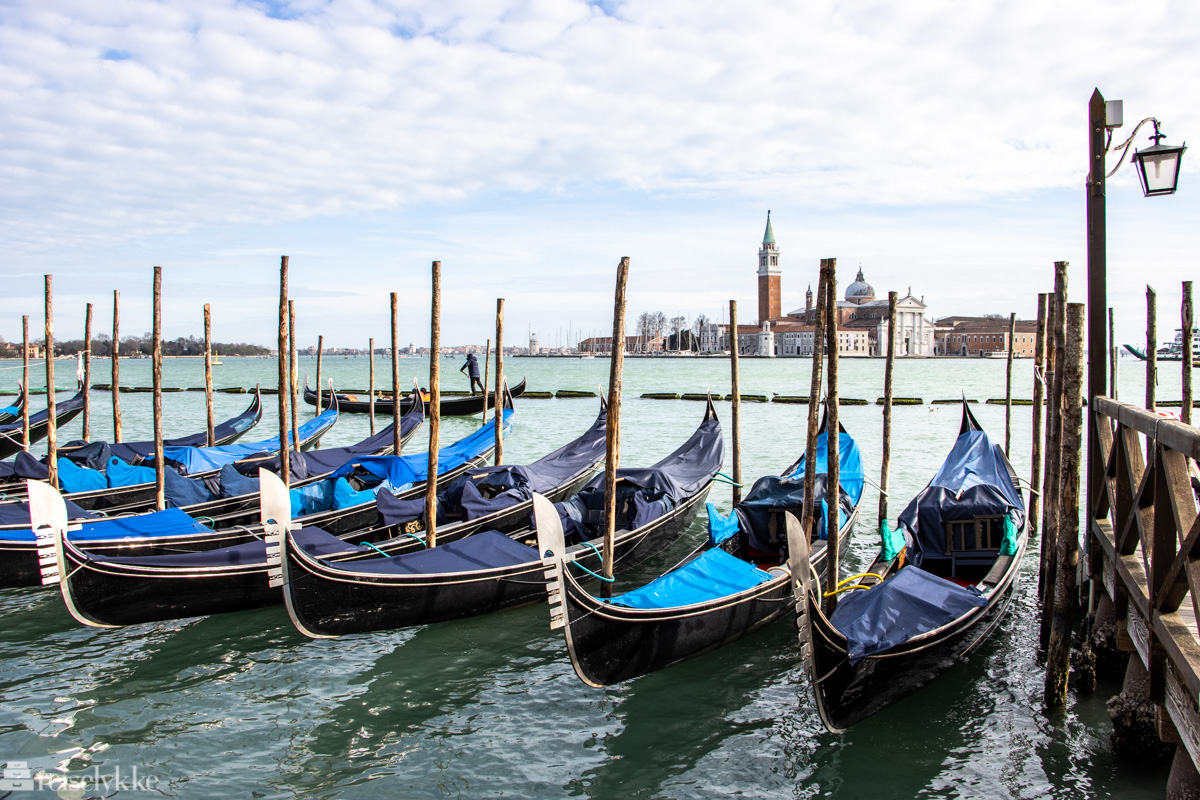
[757,210,781,323]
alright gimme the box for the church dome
[845,267,875,304]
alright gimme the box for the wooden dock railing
[1090,394,1200,765]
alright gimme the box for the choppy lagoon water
[0,353,1181,798]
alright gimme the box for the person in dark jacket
[461,353,484,395]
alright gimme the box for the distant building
[528,333,540,355]
[935,316,1039,357]
[578,335,664,354]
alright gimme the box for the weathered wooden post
[21,315,29,448]
[82,303,92,441]
[495,298,505,465]
[602,258,630,599]
[1183,282,1193,425]
[1147,285,1157,411]
[390,293,401,456]
[316,334,324,418]
[368,337,376,436]
[729,299,742,505]
[480,338,491,429]
[1040,262,1069,650]
[288,300,299,453]
[801,264,829,541]
[1045,302,1085,705]
[112,290,122,442]
[1006,311,1016,457]
[1109,308,1118,400]
[824,259,841,610]
[204,303,214,446]
[1029,294,1048,539]
[880,291,897,525]
[152,267,165,511]
[425,263,441,546]
[277,256,290,487]
[43,276,57,490]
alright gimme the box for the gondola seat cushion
[610,548,772,609]
[339,531,537,575]
[333,477,377,510]
[12,451,51,480]
[56,457,107,494]
[163,468,216,508]
[829,565,988,663]
[292,526,369,558]
[219,463,260,498]
[106,456,156,488]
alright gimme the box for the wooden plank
[1129,606,1151,667]
[1165,662,1200,767]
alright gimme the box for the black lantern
[1132,120,1186,196]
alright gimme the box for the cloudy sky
[1,0,1196,349]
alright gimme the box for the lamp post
[1086,88,1186,570]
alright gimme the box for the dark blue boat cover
[897,429,1025,565]
[0,451,51,480]
[554,414,723,541]
[340,530,537,575]
[60,395,262,464]
[0,498,98,527]
[828,565,988,663]
[79,526,361,567]
[159,407,339,474]
[0,506,213,543]
[218,463,261,498]
[233,411,419,482]
[333,410,512,489]
[611,548,772,609]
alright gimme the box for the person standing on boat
[460,352,484,395]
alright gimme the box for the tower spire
[763,210,776,246]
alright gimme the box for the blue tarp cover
[610,548,772,609]
[706,503,740,546]
[57,457,107,494]
[160,408,338,474]
[340,530,537,575]
[1,507,213,543]
[105,457,156,488]
[0,499,97,527]
[828,565,988,663]
[335,409,511,489]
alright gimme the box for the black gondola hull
[304,378,526,417]
[284,485,710,636]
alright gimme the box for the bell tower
[757,210,781,323]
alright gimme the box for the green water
[0,353,1177,797]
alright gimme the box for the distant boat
[1123,327,1200,362]
[211,350,223,365]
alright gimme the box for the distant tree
[650,311,667,338]
[692,314,710,337]
[669,315,687,335]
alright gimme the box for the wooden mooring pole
[824,259,841,611]
[152,267,165,511]
[801,263,828,542]
[495,298,505,465]
[1109,308,1118,400]
[368,337,375,435]
[1006,311,1016,457]
[1029,294,1048,539]
[204,303,214,446]
[1045,302,1085,705]
[426,264,441,546]
[277,257,290,487]
[316,334,324,419]
[1040,261,1068,649]
[288,300,299,454]
[21,315,29,449]
[1147,285,1157,412]
[43,275,57,490]
[880,291,896,526]
[729,299,742,505]
[112,290,122,443]
[602,258,630,599]
[82,302,92,441]
[1183,282,1193,426]
[480,338,491,429]
[391,293,401,457]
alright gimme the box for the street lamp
[1085,89,1185,554]
[1131,120,1187,197]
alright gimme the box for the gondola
[2,401,339,511]
[0,387,86,460]
[798,400,1027,732]
[545,411,863,686]
[279,399,722,637]
[303,376,527,416]
[0,395,428,589]
[0,390,264,492]
[35,412,512,623]
[0,389,25,425]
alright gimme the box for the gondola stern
[532,492,568,631]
